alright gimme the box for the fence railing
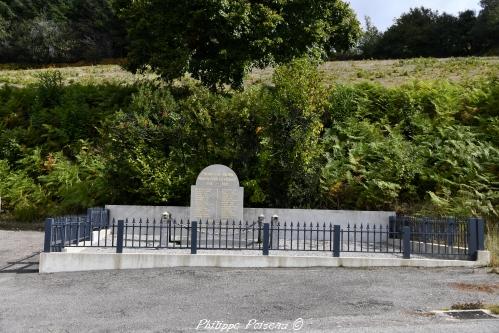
[391,216,486,259]
[44,215,88,252]
[44,214,486,261]
[43,208,109,252]
[86,207,109,229]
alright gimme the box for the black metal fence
[44,214,486,261]
[47,215,89,252]
[86,207,109,229]
[390,216,475,258]
[43,208,109,252]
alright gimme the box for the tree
[14,16,73,64]
[473,0,499,54]
[455,10,478,56]
[371,7,481,59]
[114,0,360,90]
[0,0,126,63]
[376,7,440,58]
[357,16,382,58]
[325,1,362,56]
[66,0,126,61]
[0,2,11,51]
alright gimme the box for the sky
[347,0,482,31]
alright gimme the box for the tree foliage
[354,4,499,59]
[115,0,360,89]
[0,0,126,64]
[473,0,499,54]
[356,17,382,58]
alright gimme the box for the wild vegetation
[0,60,497,225]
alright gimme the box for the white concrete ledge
[39,251,491,273]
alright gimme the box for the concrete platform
[39,250,491,273]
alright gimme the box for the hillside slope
[1,57,498,88]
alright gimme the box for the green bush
[0,61,497,223]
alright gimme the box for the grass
[448,302,499,315]
[1,56,498,88]
[449,282,499,294]
[451,301,484,310]
[248,56,499,87]
[488,305,499,315]
[0,64,156,87]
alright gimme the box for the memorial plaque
[190,165,244,222]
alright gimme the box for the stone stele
[190,164,244,222]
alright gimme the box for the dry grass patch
[0,65,156,87]
[451,301,484,310]
[248,56,499,87]
[449,282,499,294]
[2,56,499,88]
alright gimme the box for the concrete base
[477,250,491,266]
[39,251,491,274]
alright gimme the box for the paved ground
[0,230,498,333]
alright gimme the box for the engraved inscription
[220,189,240,220]
[190,164,243,222]
[192,188,214,220]
[197,172,237,186]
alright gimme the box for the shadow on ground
[0,252,39,274]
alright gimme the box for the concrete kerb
[39,250,491,274]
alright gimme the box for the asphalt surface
[0,230,498,333]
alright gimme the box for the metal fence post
[116,220,124,254]
[106,209,111,228]
[60,222,66,251]
[86,208,92,224]
[388,216,395,239]
[191,221,198,254]
[257,215,264,243]
[468,218,478,260]
[263,222,270,255]
[422,217,428,247]
[44,218,54,253]
[477,218,485,251]
[163,211,171,243]
[403,226,411,259]
[446,217,455,247]
[333,225,340,257]
[271,215,278,249]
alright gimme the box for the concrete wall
[106,205,189,223]
[106,205,394,228]
[39,251,491,273]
